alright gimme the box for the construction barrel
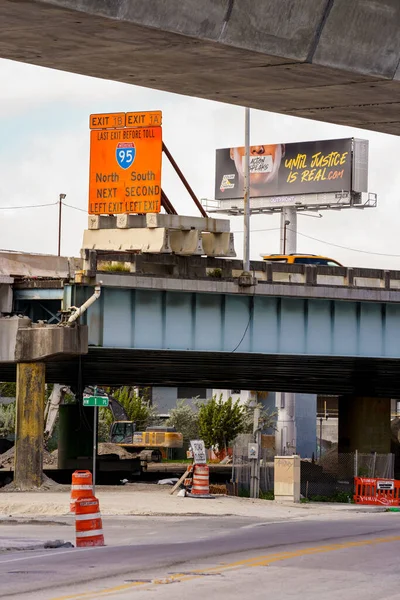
[191,464,210,496]
[75,496,105,547]
[70,470,93,513]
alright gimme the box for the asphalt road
[1,513,400,599]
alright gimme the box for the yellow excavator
[44,386,183,463]
[106,393,183,462]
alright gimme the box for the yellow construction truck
[107,394,183,462]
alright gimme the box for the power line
[289,228,400,258]
[234,224,400,258]
[0,201,58,210]
[0,200,396,258]
[232,226,280,234]
[62,201,87,214]
[0,200,87,213]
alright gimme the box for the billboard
[89,111,162,215]
[215,138,368,202]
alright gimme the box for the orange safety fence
[353,477,400,506]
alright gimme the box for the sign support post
[93,386,98,497]
[281,207,297,254]
[83,388,109,496]
[243,107,250,273]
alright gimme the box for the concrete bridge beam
[0,317,88,363]
[1,1,400,133]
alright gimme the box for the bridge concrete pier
[338,396,391,455]
[0,316,88,488]
[14,363,46,489]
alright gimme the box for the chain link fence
[231,434,274,496]
[230,434,395,500]
[301,451,395,499]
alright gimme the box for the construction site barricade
[75,496,105,547]
[70,470,93,513]
[354,477,400,506]
[191,464,210,495]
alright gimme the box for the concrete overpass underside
[2,0,400,134]
[0,348,399,397]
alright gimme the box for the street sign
[88,110,162,215]
[126,111,162,128]
[83,396,109,408]
[190,440,207,464]
[90,112,126,130]
[248,442,259,459]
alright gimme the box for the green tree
[112,387,159,430]
[197,394,245,451]
[98,407,113,443]
[0,403,15,438]
[98,387,159,442]
[166,400,199,443]
[0,383,16,398]
[242,399,277,434]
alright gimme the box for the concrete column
[275,392,296,455]
[338,396,391,454]
[14,362,46,489]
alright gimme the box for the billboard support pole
[58,193,66,257]
[280,207,297,254]
[243,107,250,272]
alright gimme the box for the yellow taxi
[262,254,343,266]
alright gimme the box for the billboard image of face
[215,138,355,200]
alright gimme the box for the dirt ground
[0,447,56,469]
[0,482,384,519]
[50,443,134,462]
[0,443,134,471]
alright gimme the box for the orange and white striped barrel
[70,470,93,513]
[75,496,105,547]
[191,464,210,495]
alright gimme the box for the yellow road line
[52,534,400,600]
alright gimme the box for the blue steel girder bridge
[6,254,400,397]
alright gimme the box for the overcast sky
[1,58,400,269]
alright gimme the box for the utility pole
[243,107,250,273]
[249,399,261,499]
[58,193,66,256]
